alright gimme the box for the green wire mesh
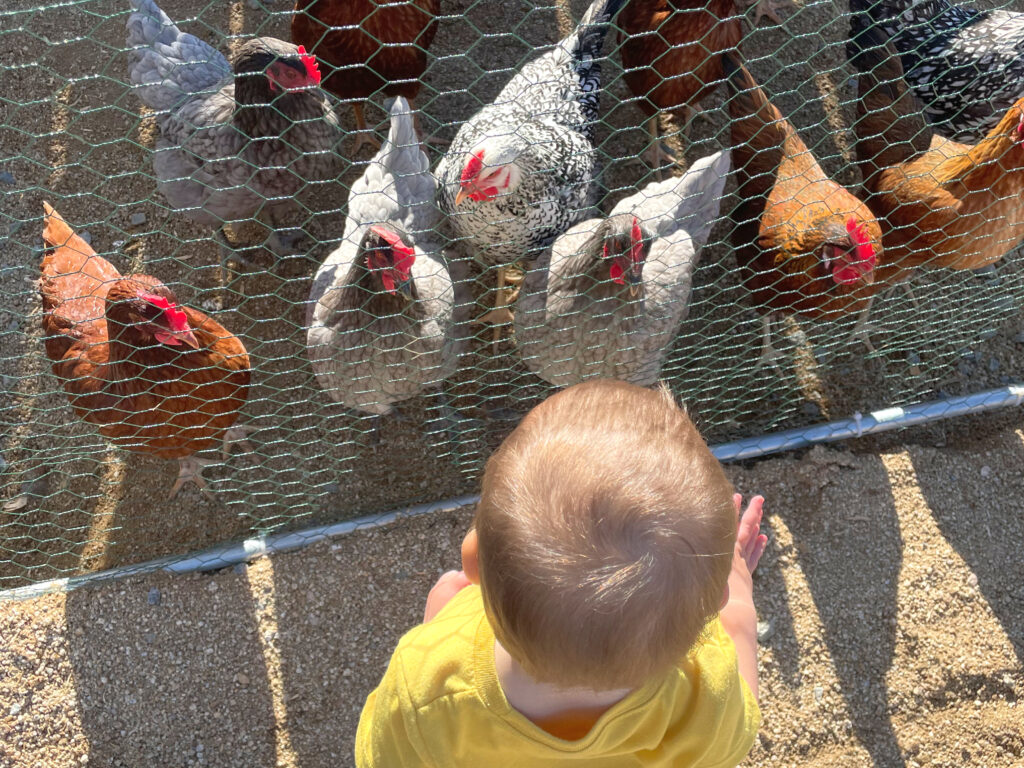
[1,0,1023,592]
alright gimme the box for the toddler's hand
[732,494,768,581]
[423,570,473,622]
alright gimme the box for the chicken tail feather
[42,202,91,257]
[574,0,627,62]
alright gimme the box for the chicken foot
[221,425,254,460]
[848,282,918,351]
[756,313,786,370]
[475,266,523,349]
[745,0,789,25]
[169,456,216,501]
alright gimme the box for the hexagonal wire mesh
[2,0,1024,593]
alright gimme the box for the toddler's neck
[494,640,633,723]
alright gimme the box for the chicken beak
[627,269,643,298]
[395,277,415,302]
[176,329,201,349]
[455,187,469,207]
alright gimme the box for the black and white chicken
[849,0,1024,142]
[515,150,730,387]
[126,0,344,257]
[307,97,458,423]
[434,0,625,326]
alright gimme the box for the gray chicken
[849,0,1024,142]
[126,0,343,257]
[434,0,625,325]
[515,150,730,388]
[307,97,458,422]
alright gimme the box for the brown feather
[39,204,250,461]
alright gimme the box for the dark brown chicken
[618,0,784,168]
[292,0,441,152]
[852,27,1024,274]
[40,203,251,498]
[725,53,884,366]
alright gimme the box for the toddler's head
[472,379,736,690]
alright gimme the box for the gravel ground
[1,410,1022,767]
[3,0,1024,590]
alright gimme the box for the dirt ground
[3,0,1024,590]
[1,409,1022,767]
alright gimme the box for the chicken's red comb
[630,216,645,264]
[142,292,190,333]
[296,45,321,85]
[845,216,877,266]
[460,150,485,185]
[369,225,415,280]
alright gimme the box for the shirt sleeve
[700,623,762,768]
[354,650,435,768]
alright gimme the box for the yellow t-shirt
[355,586,760,767]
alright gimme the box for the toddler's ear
[461,528,480,584]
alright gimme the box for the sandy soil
[1,410,1022,767]
[2,0,1024,591]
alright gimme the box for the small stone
[813,685,824,703]
[756,620,774,642]
[78,230,92,245]
[147,587,161,606]
[981,465,991,478]
[112,239,126,248]
[906,351,921,366]
[80,755,89,765]
[143,632,155,644]
[801,402,821,419]
[235,672,250,686]
[129,212,147,227]
[206,581,218,592]
[967,573,979,587]
[0,171,15,186]
[988,358,1001,372]
[9,702,22,716]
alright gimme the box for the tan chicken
[725,52,883,366]
[40,203,251,498]
[852,26,1024,274]
[292,0,441,152]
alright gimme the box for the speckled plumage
[435,0,625,267]
[515,150,730,388]
[126,0,343,234]
[307,98,457,416]
[849,0,1024,142]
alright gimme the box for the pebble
[78,230,92,245]
[813,685,824,703]
[801,402,821,419]
[906,351,921,366]
[0,171,14,186]
[235,672,249,686]
[980,466,991,478]
[757,620,774,642]
[206,581,218,593]
[147,588,161,606]
[988,358,1000,373]
[129,213,147,227]
[9,702,22,716]
[967,573,979,588]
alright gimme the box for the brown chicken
[292,0,440,152]
[40,203,251,499]
[724,53,883,366]
[617,0,785,169]
[852,28,1024,275]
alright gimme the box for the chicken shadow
[905,434,1024,666]
[733,450,906,767]
[63,571,277,766]
[268,506,473,765]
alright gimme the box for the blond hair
[474,379,736,690]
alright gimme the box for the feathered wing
[126,0,231,112]
[848,23,935,186]
[610,149,731,245]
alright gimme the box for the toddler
[356,379,766,766]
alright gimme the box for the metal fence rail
[2,0,1023,591]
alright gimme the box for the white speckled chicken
[849,0,1024,142]
[515,150,730,388]
[307,97,457,419]
[126,0,343,256]
[435,0,625,288]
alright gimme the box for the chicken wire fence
[2,0,1024,593]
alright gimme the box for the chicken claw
[756,314,785,370]
[170,456,216,501]
[746,0,789,26]
[221,425,254,459]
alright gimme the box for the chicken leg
[746,0,789,25]
[351,103,382,154]
[221,425,254,459]
[757,313,785,370]
[170,456,215,501]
